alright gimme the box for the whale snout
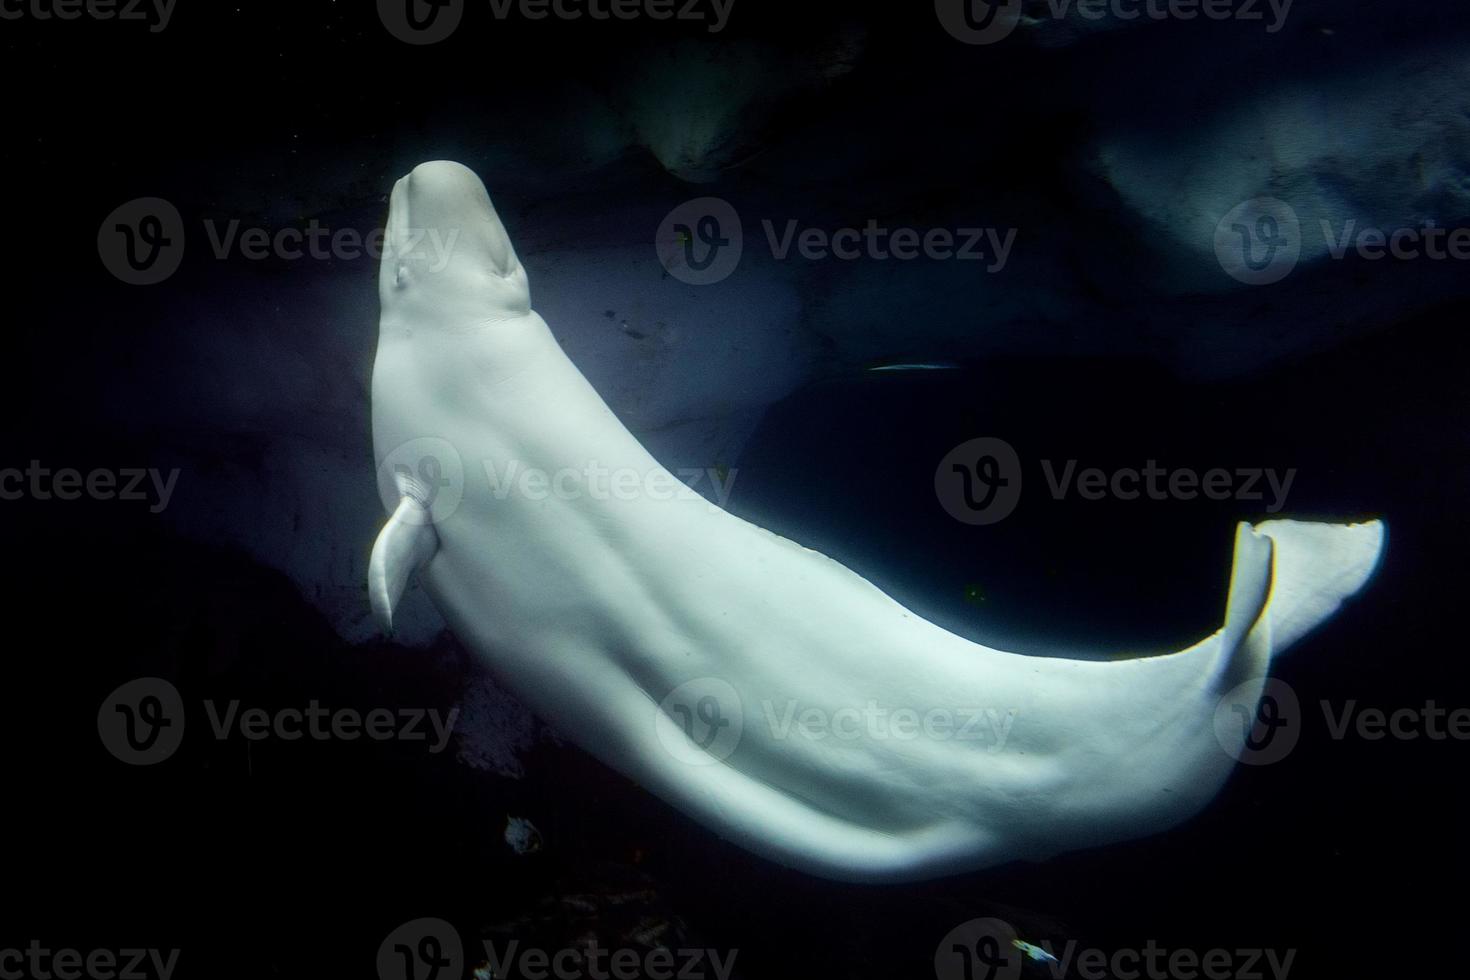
[381,161,530,321]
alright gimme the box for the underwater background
[3,1,1469,977]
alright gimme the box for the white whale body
[369,161,1385,882]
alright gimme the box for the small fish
[866,362,963,373]
[1012,939,1060,965]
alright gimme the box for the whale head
[379,161,531,336]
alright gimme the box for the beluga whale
[368,161,1385,882]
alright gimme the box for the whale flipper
[368,496,439,634]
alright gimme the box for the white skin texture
[370,162,1385,882]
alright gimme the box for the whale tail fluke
[1252,518,1387,655]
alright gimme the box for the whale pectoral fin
[368,496,440,634]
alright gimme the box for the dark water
[5,3,1469,979]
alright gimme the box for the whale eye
[395,263,409,289]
